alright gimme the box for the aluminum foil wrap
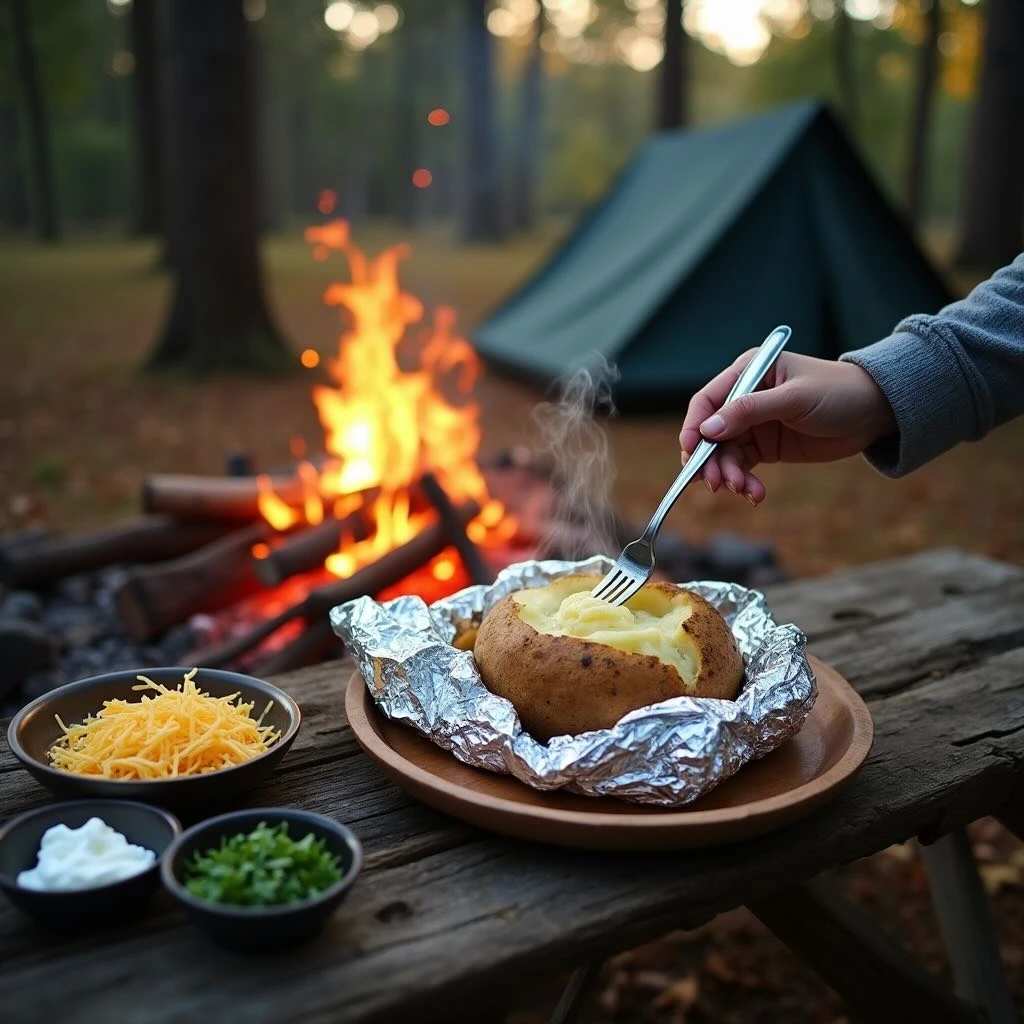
[331,557,816,807]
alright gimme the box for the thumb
[699,384,804,441]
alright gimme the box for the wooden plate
[344,655,873,850]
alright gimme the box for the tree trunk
[129,0,164,236]
[395,11,421,229]
[905,0,942,230]
[8,0,58,241]
[955,0,1024,274]
[148,0,288,374]
[287,95,313,218]
[460,0,503,242]
[657,0,687,130]
[833,3,858,133]
[512,5,544,231]
[423,15,455,222]
[0,102,30,231]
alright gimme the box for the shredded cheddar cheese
[48,669,282,780]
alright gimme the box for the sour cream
[17,817,156,892]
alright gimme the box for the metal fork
[591,325,792,606]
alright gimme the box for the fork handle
[641,325,792,542]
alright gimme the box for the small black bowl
[6,667,301,811]
[0,800,181,932]
[162,808,363,952]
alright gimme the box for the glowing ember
[427,108,451,127]
[255,219,516,590]
[411,169,433,189]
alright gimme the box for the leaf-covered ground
[2,232,1021,577]
[1,232,1021,1020]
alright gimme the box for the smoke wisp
[532,357,620,561]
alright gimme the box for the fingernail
[680,450,689,465]
[700,414,725,437]
[726,480,737,494]
[705,479,714,493]
[746,493,758,508]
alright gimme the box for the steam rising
[533,358,620,560]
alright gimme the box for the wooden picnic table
[2,548,1022,1024]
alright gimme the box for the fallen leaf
[980,863,1022,895]
[704,949,735,982]
[633,970,673,991]
[653,974,700,1013]
[882,843,915,862]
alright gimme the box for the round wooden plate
[344,655,873,850]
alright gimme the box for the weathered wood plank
[750,878,980,1024]
[1,550,1022,1024]
[764,548,1023,642]
[809,578,1024,698]
[2,645,1021,1023]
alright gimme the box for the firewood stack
[0,450,557,708]
[0,448,785,716]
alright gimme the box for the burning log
[250,505,374,587]
[113,522,277,642]
[141,472,306,523]
[250,619,339,677]
[142,451,534,525]
[0,518,234,591]
[420,472,496,586]
[192,500,480,669]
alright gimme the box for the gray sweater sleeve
[838,251,1024,477]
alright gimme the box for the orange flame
[257,219,516,589]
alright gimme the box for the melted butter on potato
[514,579,701,685]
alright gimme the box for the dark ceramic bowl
[162,808,363,952]
[6,667,301,810]
[0,800,181,932]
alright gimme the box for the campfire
[0,223,558,694]
[253,216,517,588]
[126,220,541,673]
[0,222,781,711]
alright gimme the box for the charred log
[113,522,277,642]
[142,472,306,522]
[0,518,233,591]
[420,473,495,585]
[251,509,370,587]
[192,501,479,669]
[250,619,339,677]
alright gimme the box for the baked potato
[473,573,745,740]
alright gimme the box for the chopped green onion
[183,821,343,907]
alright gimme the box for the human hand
[678,351,896,505]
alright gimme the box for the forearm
[839,252,1024,476]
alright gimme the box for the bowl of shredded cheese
[6,667,301,808]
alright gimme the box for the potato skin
[473,575,745,741]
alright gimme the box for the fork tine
[592,569,624,601]
[613,577,645,607]
[602,573,638,606]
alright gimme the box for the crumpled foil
[331,557,816,807]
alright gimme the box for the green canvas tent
[472,100,952,412]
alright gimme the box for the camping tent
[472,100,953,412]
